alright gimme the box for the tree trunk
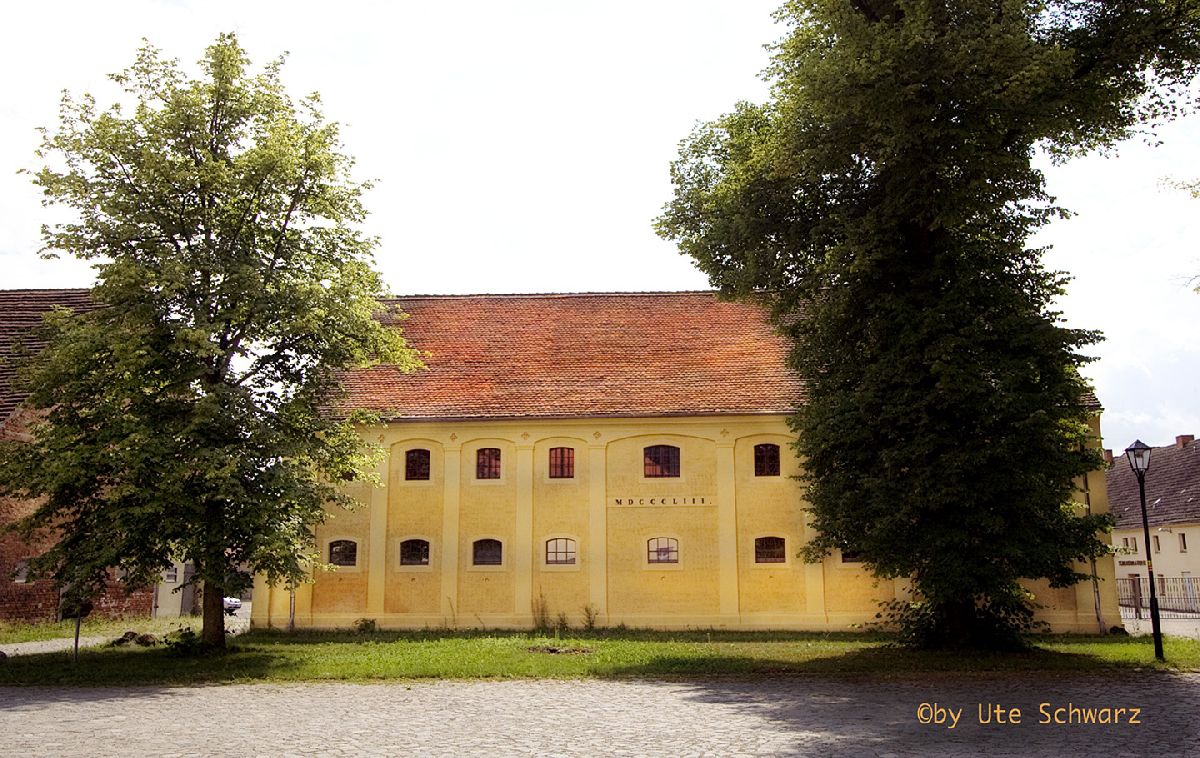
[201,579,226,649]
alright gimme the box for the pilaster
[440,444,462,620]
[514,443,535,617]
[716,440,739,617]
[588,444,608,619]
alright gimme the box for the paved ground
[1,673,1196,756]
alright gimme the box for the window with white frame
[473,538,503,566]
[329,539,358,567]
[545,538,577,565]
[647,537,679,564]
[400,538,430,566]
[754,536,786,563]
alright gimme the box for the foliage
[657,1,1200,647]
[162,626,205,656]
[581,603,600,631]
[0,34,418,648]
[352,618,378,634]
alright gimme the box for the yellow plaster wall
[734,434,808,614]
[270,414,1120,634]
[531,437,591,623]
[311,481,371,614]
[457,438,517,616]
[605,434,720,618]
[385,440,443,614]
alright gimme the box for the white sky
[1,1,1196,453]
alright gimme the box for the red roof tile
[336,292,805,420]
[0,289,94,426]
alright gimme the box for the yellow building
[252,292,1118,632]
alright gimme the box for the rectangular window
[841,550,863,563]
[476,448,501,479]
[754,536,786,563]
[1154,535,1161,553]
[1182,533,1189,553]
[754,444,780,477]
[473,539,503,566]
[545,538,577,565]
[400,539,430,566]
[163,566,178,583]
[405,449,431,480]
[647,537,679,564]
[549,447,575,479]
[1123,537,1138,553]
[644,445,680,478]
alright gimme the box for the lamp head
[1125,440,1152,474]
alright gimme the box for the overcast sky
[1,1,1196,453]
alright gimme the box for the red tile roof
[0,289,94,426]
[1107,436,1200,529]
[336,292,805,420]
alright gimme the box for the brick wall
[1,411,153,623]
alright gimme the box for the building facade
[0,289,153,622]
[252,292,1119,632]
[1108,435,1200,612]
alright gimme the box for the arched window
[644,445,680,478]
[754,536,786,564]
[473,538,503,566]
[647,537,679,564]
[329,539,358,567]
[405,449,431,480]
[548,447,575,478]
[754,444,780,477]
[477,448,501,479]
[545,538,577,565]
[400,539,430,566]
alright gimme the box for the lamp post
[1125,440,1164,661]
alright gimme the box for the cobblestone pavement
[1,673,1196,756]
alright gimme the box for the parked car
[223,596,242,611]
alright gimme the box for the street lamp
[1125,439,1164,661]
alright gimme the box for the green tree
[0,34,417,648]
[658,1,1200,647]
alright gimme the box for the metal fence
[1116,577,1200,619]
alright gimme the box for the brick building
[0,289,152,622]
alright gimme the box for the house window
[754,444,781,477]
[400,539,430,566]
[1123,537,1138,553]
[406,449,431,480]
[329,539,358,567]
[841,550,863,563]
[13,560,29,584]
[1153,535,1161,553]
[644,445,680,478]
[647,537,679,564]
[754,536,786,563]
[163,565,178,583]
[545,538,577,565]
[473,538,503,566]
[549,447,575,478]
[476,448,501,479]
[1182,533,1189,553]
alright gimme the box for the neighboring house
[252,291,1119,633]
[1107,435,1200,613]
[0,289,153,622]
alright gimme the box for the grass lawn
[1,628,1197,686]
[0,615,199,645]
